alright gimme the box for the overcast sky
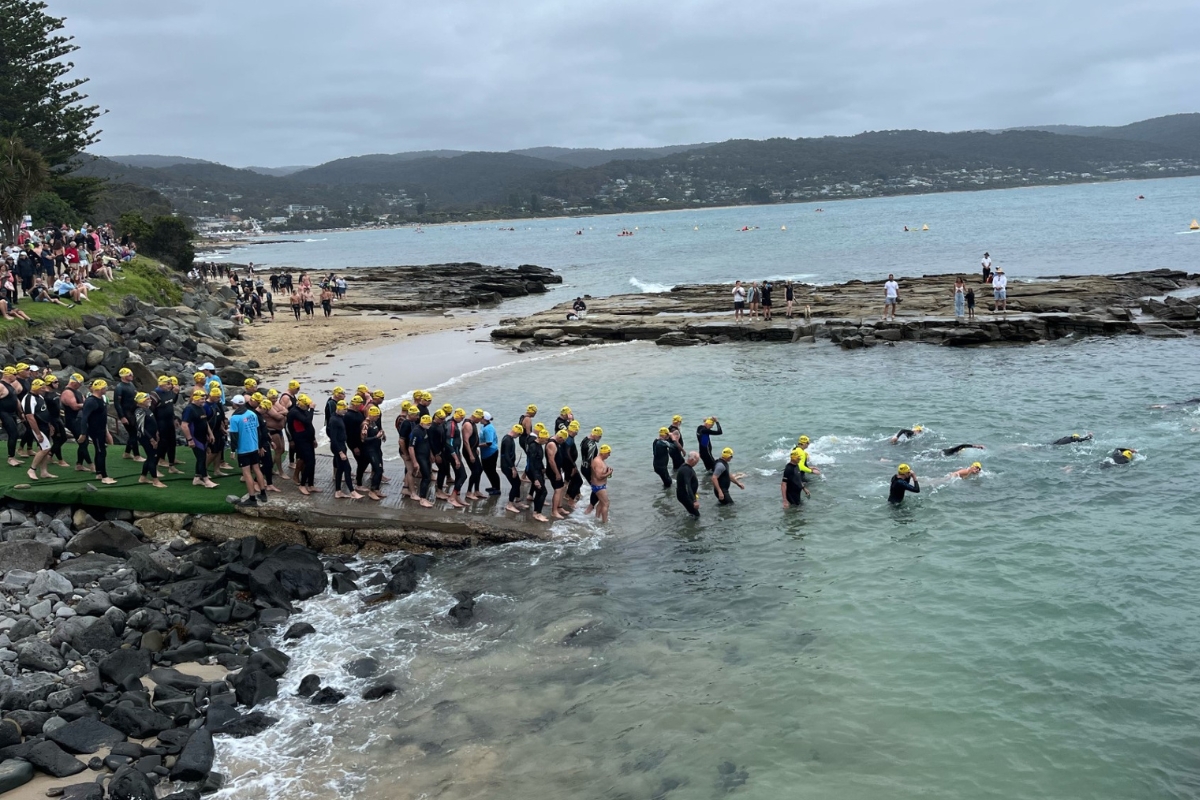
[55,0,1198,167]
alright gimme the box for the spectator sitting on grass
[0,297,33,322]
[30,277,73,307]
[53,275,87,303]
[90,257,115,282]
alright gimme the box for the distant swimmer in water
[888,463,920,505]
[942,443,985,456]
[1149,398,1200,409]
[891,425,924,444]
[949,462,983,479]
[1051,432,1093,445]
[1107,448,1137,465]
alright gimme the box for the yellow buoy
[922,224,929,231]
[1191,219,1199,230]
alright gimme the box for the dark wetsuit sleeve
[896,429,914,440]
[942,444,973,456]
[710,421,722,436]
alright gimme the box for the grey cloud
[54,0,1199,166]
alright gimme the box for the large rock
[249,547,327,603]
[189,514,306,548]
[108,764,156,800]
[209,711,278,738]
[105,705,173,739]
[54,553,126,585]
[0,541,54,575]
[99,648,152,685]
[127,545,176,584]
[0,759,34,794]
[228,668,278,708]
[133,513,189,542]
[66,521,144,557]
[16,639,66,672]
[28,569,73,598]
[64,617,122,656]
[25,739,86,777]
[169,727,213,782]
[46,717,126,754]
[0,672,59,710]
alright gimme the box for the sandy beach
[237,312,476,376]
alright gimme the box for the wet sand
[239,312,470,375]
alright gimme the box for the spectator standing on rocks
[992,267,1008,319]
[748,281,760,319]
[732,281,746,323]
[79,379,116,485]
[966,286,976,321]
[785,281,795,318]
[761,280,773,321]
[953,277,966,320]
[883,274,900,322]
[981,252,993,284]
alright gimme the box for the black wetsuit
[782,462,806,506]
[554,415,571,433]
[80,394,109,478]
[713,460,734,505]
[345,407,365,486]
[328,414,353,492]
[652,437,675,488]
[181,402,210,479]
[500,432,521,503]
[114,381,139,456]
[45,390,66,461]
[888,473,920,505]
[137,409,159,478]
[581,437,600,508]
[410,426,433,500]
[1052,434,1093,445]
[1110,449,1135,465]
[154,387,178,467]
[287,405,316,488]
[667,428,684,469]
[563,434,581,501]
[696,422,723,471]
[894,429,919,442]
[0,382,21,459]
[65,387,89,466]
[676,462,699,517]
[363,418,384,491]
[942,444,981,456]
[525,439,548,514]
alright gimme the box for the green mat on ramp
[0,443,237,515]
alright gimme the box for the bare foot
[533,513,549,522]
[299,486,311,496]
[193,478,205,486]
[308,486,322,492]
[101,477,117,485]
[368,491,384,501]
[39,472,56,479]
[26,469,38,481]
[202,479,218,489]
[132,456,146,463]
[419,499,434,508]
[505,503,520,513]
[9,459,22,467]
[139,477,152,485]
[335,491,350,499]
[168,467,184,474]
[350,491,363,500]
[152,481,167,488]
[266,485,282,492]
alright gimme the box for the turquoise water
[220,176,1200,302]
[212,334,1200,800]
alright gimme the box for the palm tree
[0,138,50,245]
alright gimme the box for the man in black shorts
[785,281,795,318]
[761,279,773,321]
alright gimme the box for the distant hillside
[1010,113,1200,156]
[71,114,1200,225]
[512,143,715,168]
[245,165,311,177]
[106,154,215,169]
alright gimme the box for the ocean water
[206,178,1200,800]
[215,176,1200,304]
[211,334,1200,800]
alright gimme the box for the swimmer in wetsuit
[1149,399,1200,409]
[676,451,701,518]
[942,443,985,456]
[1108,448,1137,465]
[888,464,920,505]
[781,449,811,509]
[890,425,924,444]
[711,447,744,505]
[696,416,723,471]
[1052,432,1093,445]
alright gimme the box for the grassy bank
[0,256,183,342]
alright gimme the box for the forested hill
[75,114,1200,226]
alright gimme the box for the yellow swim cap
[169,376,179,386]
[30,379,45,390]
[352,395,365,406]
[251,392,264,403]
[672,415,682,424]
[297,394,312,407]
[568,421,580,432]
[659,427,669,436]
[790,448,802,463]
[1122,450,1133,459]
[560,406,571,415]
[288,380,301,391]
[357,384,369,394]
[15,363,28,372]
[134,391,148,403]
[267,388,279,399]
[335,400,347,410]
[332,386,344,396]
[208,387,222,398]
[157,375,170,385]
[511,423,524,434]
[705,418,715,426]
[244,378,258,387]
[473,408,484,418]
[420,414,432,424]
[70,372,84,383]
[118,367,132,377]
[411,390,421,400]
[92,379,107,390]
[453,408,465,419]
[913,425,924,433]
[721,447,733,458]
[971,462,982,469]
[534,422,546,432]
[526,404,537,414]
[368,406,381,417]
[537,428,550,439]
[599,444,611,455]
[555,429,568,439]
[2,366,16,376]
[798,435,810,445]
[433,410,446,420]
[192,372,205,382]
[372,390,385,400]
[898,463,911,474]
[592,426,603,436]
[441,402,453,413]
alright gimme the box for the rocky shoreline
[491,269,1200,349]
[0,501,455,798]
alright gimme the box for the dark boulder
[245,648,290,679]
[108,764,156,800]
[331,573,358,594]
[283,622,316,641]
[66,521,144,558]
[310,687,345,706]
[448,591,476,626]
[0,672,59,710]
[209,711,278,738]
[249,547,327,604]
[296,675,321,697]
[169,727,213,782]
[16,639,67,672]
[0,719,20,747]
[54,553,126,585]
[362,680,397,701]
[0,759,34,794]
[146,668,203,693]
[107,583,146,611]
[343,657,378,678]
[62,782,105,800]
[66,618,122,656]
[228,669,278,708]
[46,717,126,754]
[5,709,51,735]
[99,649,152,685]
[25,739,87,777]
[105,705,174,739]
[0,540,54,574]
[127,546,174,584]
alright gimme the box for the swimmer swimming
[891,425,924,444]
[942,443,985,456]
[1108,448,1137,465]
[1052,432,1093,445]
[948,462,983,479]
